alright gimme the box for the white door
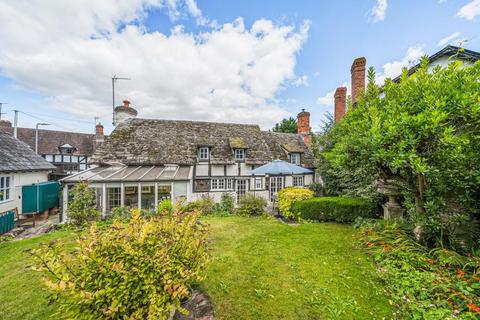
[236,179,247,203]
[269,176,284,202]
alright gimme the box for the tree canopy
[272,117,297,133]
[319,58,480,250]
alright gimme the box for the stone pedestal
[376,180,405,220]
[382,195,405,220]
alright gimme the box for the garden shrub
[216,193,235,215]
[184,195,216,215]
[67,182,100,226]
[356,222,480,319]
[277,187,314,219]
[156,199,174,216]
[236,193,267,216]
[291,196,378,223]
[31,208,209,320]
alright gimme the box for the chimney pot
[334,87,347,123]
[351,57,366,107]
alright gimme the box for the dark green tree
[324,58,480,249]
[272,117,297,133]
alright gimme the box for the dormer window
[198,147,209,161]
[290,153,300,165]
[234,149,245,161]
[59,143,75,155]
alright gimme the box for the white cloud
[292,75,308,87]
[376,45,425,83]
[0,0,310,130]
[370,0,388,23]
[437,32,460,46]
[457,0,480,20]
[316,82,349,107]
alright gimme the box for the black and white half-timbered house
[61,100,315,217]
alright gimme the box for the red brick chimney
[297,109,311,145]
[334,87,347,123]
[351,57,366,107]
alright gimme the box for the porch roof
[61,165,191,183]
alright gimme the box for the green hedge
[291,196,378,223]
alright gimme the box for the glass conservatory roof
[62,165,191,183]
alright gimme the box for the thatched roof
[91,118,315,168]
[0,131,55,172]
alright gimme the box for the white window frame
[293,175,304,187]
[234,149,245,161]
[198,147,209,161]
[0,176,12,203]
[226,178,234,190]
[290,153,301,165]
[254,177,263,190]
[45,154,54,162]
[211,178,227,191]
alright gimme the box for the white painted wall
[211,165,224,176]
[0,171,50,215]
[195,164,209,176]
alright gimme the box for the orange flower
[456,269,465,278]
[467,304,480,314]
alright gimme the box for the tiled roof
[0,131,55,172]
[91,118,315,168]
[1,126,96,155]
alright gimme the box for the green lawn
[0,217,392,320]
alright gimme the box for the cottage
[0,131,55,217]
[0,120,105,179]
[61,101,315,218]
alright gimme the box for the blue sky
[0,0,479,134]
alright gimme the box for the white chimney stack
[114,100,137,125]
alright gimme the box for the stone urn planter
[376,179,405,220]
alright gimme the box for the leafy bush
[184,195,216,215]
[236,193,267,216]
[67,182,100,226]
[277,187,314,219]
[31,208,209,319]
[291,196,378,223]
[356,222,480,319]
[109,206,130,220]
[217,193,235,215]
[156,199,174,216]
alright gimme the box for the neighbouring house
[0,120,105,179]
[61,100,315,218]
[334,45,480,122]
[0,131,56,223]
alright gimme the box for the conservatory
[61,164,191,220]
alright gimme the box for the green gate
[22,181,60,214]
[0,210,15,234]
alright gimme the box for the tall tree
[324,58,480,249]
[272,117,297,133]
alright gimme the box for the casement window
[107,187,121,210]
[254,177,263,190]
[45,154,54,162]
[0,176,12,203]
[226,178,234,190]
[198,147,210,161]
[211,178,226,190]
[234,149,245,161]
[290,153,301,165]
[211,178,234,191]
[293,175,304,187]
